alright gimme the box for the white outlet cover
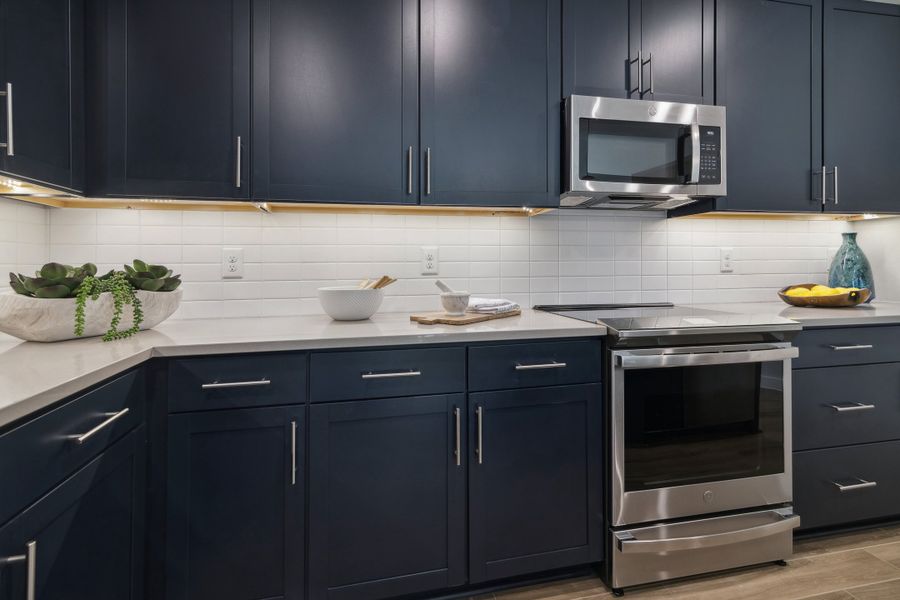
[421,246,439,275]
[719,247,734,273]
[222,247,244,279]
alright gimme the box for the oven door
[610,343,798,527]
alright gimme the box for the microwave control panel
[698,126,722,184]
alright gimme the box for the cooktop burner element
[534,303,800,346]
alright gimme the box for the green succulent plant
[8,263,107,299]
[123,259,182,292]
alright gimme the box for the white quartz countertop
[0,309,605,429]
[695,301,900,328]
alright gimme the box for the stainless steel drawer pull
[833,479,877,493]
[361,370,421,380]
[290,420,298,486]
[515,361,567,371]
[1,541,36,600]
[453,407,461,467]
[827,402,876,413]
[0,83,12,156]
[72,408,130,445]
[476,405,484,465]
[828,344,873,351]
[201,379,271,390]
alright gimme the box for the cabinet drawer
[794,441,900,530]
[310,347,465,403]
[468,340,602,392]
[794,364,900,451]
[793,326,900,369]
[168,353,307,412]
[0,369,143,526]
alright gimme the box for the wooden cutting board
[410,309,521,325]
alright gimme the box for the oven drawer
[611,508,798,589]
[794,441,900,530]
[794,364,900,451]
[468,340,602,391]
[310,347,465,402]
[793,326,900,369]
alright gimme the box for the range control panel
[698,126,722,184]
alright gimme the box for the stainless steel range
[535,303,803,594]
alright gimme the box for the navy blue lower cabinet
[166,407,304,600]
[468,384,603,583]
[0,427,146,600]
[308,394,466,600]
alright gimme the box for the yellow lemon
[811,285,832,294]
[786,288,812,297]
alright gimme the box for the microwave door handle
[616,346,799,370]
[686,121,701,184]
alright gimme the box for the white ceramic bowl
[440,292,470,316]
[317,286,385,321]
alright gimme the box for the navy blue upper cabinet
[823,0,900,213]
[88,0,250,199]
[714,0,823,213]
[166,407,304,600]
[0,428,145,600]
[309,395,466,600]
[419,0,561,207]
[564,0,712,104]
[252,0,419,204]
[468,384,603,583]
[0,0,84,193]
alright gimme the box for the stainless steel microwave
[563,95,727,210]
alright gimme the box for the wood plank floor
[479,524,900,600]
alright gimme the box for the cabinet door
[638,0,713,104]
[563,0,632,98]
[420,0,561,207]
[166,407,304,600]
[714,0,822,212]
[469,384,602,583]
[252,0,418,204]
[309,395,466,600]
[0,428,145,600]
[97,0,250,199]
[0,0,84,192]
[824,0,900,213]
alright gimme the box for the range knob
[703,490,715,504]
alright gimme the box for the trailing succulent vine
[10,260,180,342]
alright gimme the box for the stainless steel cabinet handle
[833,165,839,205]
[235,136,242,188]
[0,83,13,156]
[515,361,567,371]
[361,370,421,380]
[407,146,413,195]
[475,405,484,465]
[453,407,461,467]
[827,402,876,413]
[202,379,271,390]
[628,52,642,96]
[290,420,298,486]
[828,344,873,351]
[72,408,130,445]
[425,147,432,195]
[833,478,877,493]
[820,166,827,207]
[1,541,36,600]
[641,53,653,96]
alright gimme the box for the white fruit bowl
[317,286,384,321]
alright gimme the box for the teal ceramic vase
[828,232,875,302]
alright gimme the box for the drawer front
[168,353,307,412]
[0,369,144,526]
[310,347,465,403]
[794,364,900,451]
[468,340,602,392]
[794,441,900,530]
[794,326,900,369]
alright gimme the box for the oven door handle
[616,346,798,370]
[616,513,800,554]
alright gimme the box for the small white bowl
[318,286,384,321]
[440,291,470,316]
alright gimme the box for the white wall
[34,206,852,319]
[854,217,900,301]
[0,198,50,292]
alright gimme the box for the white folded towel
[468,297,520,314]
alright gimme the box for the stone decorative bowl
[0,288,182,342]
[778,284,871,308]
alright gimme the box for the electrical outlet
[421,246,439,275]
[222,247,244,279]
[719,247,734,273]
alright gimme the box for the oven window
[623,361,785,492]
[579,118,691,184]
